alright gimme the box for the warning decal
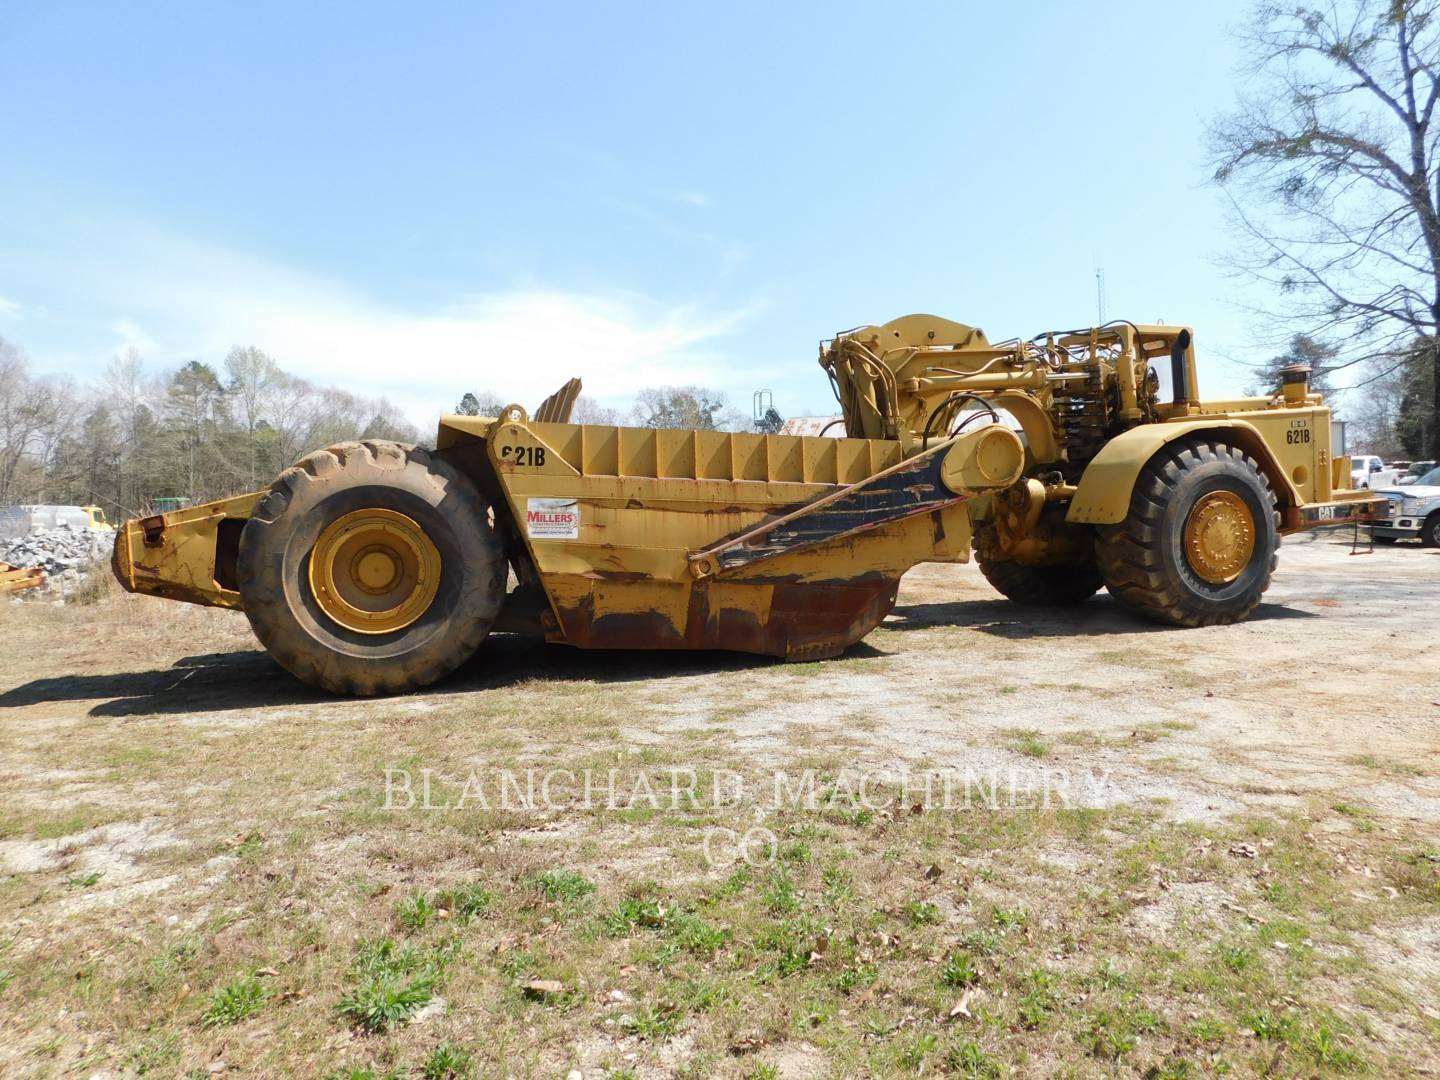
[525,497,580,540]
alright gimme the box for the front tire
[1095,438,1279,627]
[1423,513,1440,548]
[237,440,505,695]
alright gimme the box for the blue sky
[1,0,1268,428]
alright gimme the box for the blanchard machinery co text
[381,764,1118,815]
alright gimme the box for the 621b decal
[501,445,547,467]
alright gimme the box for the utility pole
[1095,267,1107,325]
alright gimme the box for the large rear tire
[1095,437,1279,627]
[237,440,505,695]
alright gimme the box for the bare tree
[225,345,279,488]
[165,360,227,498]
[259,370,319,471]
[29,375,81,501]
[454,391,505,416]
[361,397,420,444]
[1211,0,1440,457]
[104,347,151,513]
[1349,353,1411,452]
[571,395,620,425]
[631,385,739,431]
[0,338,52,504]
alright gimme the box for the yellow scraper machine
[112,315,1384,694]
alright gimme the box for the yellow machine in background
[113,316,1383,695]
[80,505,113,531]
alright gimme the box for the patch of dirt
[764,1041,828,1078]
[0,818,179,880]
[1357,917,1440,1004]
[1125,880,1242,936]
[52,872,182,916]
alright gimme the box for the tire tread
[1095,436,1279,627]
[237,440,503,695]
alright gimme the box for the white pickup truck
[1350,454,1401,489]
[1373,465,1440,545]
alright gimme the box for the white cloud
[111,317,156,354]
[671,190,710,208]
[0,295,20,319]
[50,226,753,424]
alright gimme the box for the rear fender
[432,411,554,628]
[1065,420,1300,526]
[434,415,526,548]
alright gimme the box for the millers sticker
[525,497,580,539]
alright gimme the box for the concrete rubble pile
[0,524,113,596]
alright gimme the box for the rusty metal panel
[474,412,1016,661]
[731,433,768,481]
[802,436,838,484]
[541,572,899,661]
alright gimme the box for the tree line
[0,335,761,523]
[0,338,418,519]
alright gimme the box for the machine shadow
[883,594,1316,637]
[444,635,795,695]
[0,636,882,718]
[0,651,328,716]
[0,595,1310,717]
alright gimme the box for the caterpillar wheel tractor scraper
[112,315,1385,695]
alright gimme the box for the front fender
[1065,420,1300,526]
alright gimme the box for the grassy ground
[4,757,1437,1078]
[0,540,1437,1078]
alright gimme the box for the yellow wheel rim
[308,508,441,634]
[1183,490,1255,585]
